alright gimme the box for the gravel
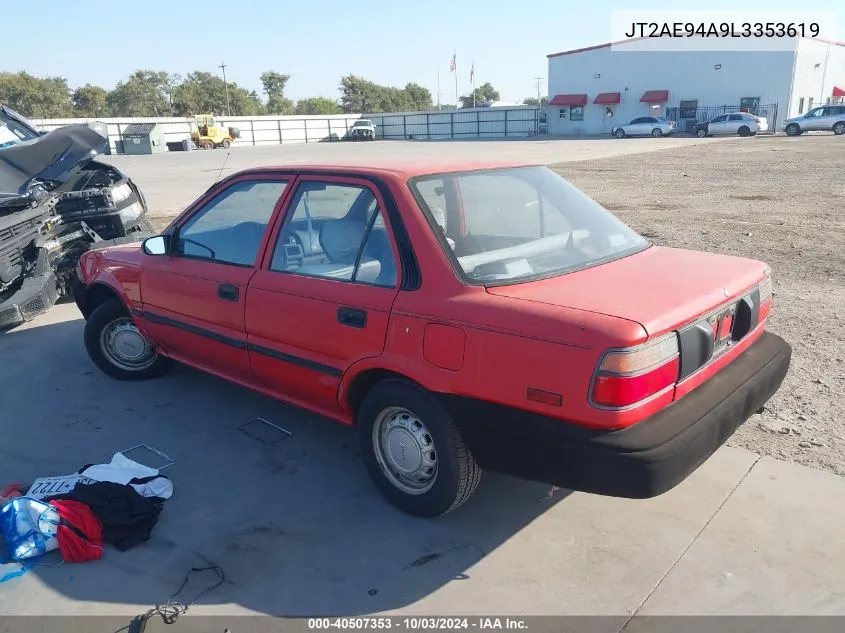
[552,133,845,476]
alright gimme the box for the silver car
[612,116,677,138]
[783,105,845,136]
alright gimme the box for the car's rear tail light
[759,268,772,320]
[591,334,680,409]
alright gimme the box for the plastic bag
[0,497,60,562]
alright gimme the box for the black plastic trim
[247,342,342,377]
[142,311,246,349]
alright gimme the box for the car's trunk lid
[486,245,769,337]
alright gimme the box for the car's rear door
[139,174,293,385]
[708,114,728,135]
[245,174,402,419]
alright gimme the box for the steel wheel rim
[372,406,438,495]
[100,317,157,372]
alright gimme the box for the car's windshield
[354,120,372,126]
[0,106,40,148]
[410,165,649,285]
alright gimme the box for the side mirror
[142,235,169,256]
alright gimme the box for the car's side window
[630,117,644,124]
[269,181,398,287]
[729,114,742,121]
[175,179,288,266]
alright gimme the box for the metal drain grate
[121,444,175,470]
[236,418,293,445]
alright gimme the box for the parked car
[73,162,791,517]
[612,116,677,138]
[693,112,769,137]
[348,119,376,140]
[782,105,845,136]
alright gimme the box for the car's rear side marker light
[527,387,563,407]
[591,333,680,409]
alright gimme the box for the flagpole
[437,69,441,110]
[454,60,458,108]
[472,61,476,108]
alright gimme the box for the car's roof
[233,159,539,180]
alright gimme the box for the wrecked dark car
[0,119,152,329]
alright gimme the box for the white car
[348,119,376,141]
[782,105,845,136]
[612,116,677,138]
[693,112,769,137]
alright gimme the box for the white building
[546,37,845,135]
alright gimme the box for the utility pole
[534,75,544,103]
[219,61,231,116]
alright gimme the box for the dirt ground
[553,134,845,476]
[148,134,844,477]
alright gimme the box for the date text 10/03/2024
[624,22,821,38]
[308,617,529,630]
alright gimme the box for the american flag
[449,53,456,73]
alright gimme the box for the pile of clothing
[0,453,173,576]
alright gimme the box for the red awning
[593,92,621,105]
[640,90,669,103]
[833,85,845,97]
[549,93,588,106]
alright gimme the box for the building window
[559,108,567,119]
[570,106,584,121]
[679,100,698,119]
[740,97,760,114]
[798,97,805,114]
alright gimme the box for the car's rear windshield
[409,165,649,285]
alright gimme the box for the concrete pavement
[1,302,843,620]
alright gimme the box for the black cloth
[47,481,163,551]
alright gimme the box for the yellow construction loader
[189,114,240,149]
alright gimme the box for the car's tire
[786,123,802,136]
[696,128,707,138]
[202,140,214,150]
[614,129,625,138]
[221,138,231,148]
[84,298,174,381]
[651,127,663,137]
[357,379,481,517]
[833,122,845,135]
[738,126,751,137]
[750,131,758,136]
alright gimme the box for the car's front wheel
[696,128,707,137]
[614,129,625,138]
[357,379,481,517]
[785,123,802,136]
[84,298,174,381]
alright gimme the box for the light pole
[219,61,231,116]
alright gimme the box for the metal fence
[32,106,542,154]
[665,103,779,134]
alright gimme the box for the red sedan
[73,162,791,517]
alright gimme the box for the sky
[5,0,844,104]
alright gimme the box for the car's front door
[245,176,401,419]
[803,107,827,131]
[139,175,291,385]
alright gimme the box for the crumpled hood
[0,124,108,209]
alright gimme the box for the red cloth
[49,500,104,563]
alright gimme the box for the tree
[459,82,500,108]
[0,72,72,118]
[173,72,265,116]
[402,82,433,111]
[261,71,294,115]
[523,97,548,107]
[295,97,343,115]
[72,84,110,117]
[107,70,175,117]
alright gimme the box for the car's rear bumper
[441,331,791,498]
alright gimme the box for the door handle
[218,283,239,302]
[337,307,367,329]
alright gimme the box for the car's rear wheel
[221,138,231,148]
[651,128,663,137]
[357,379,481,517]
[833,122,845,135]
[786,123,802,136]
[202,140,214,149]
[738,126,751,137]
[84,298,174,381]
[696,128,707,138]
[614,129,625,138]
